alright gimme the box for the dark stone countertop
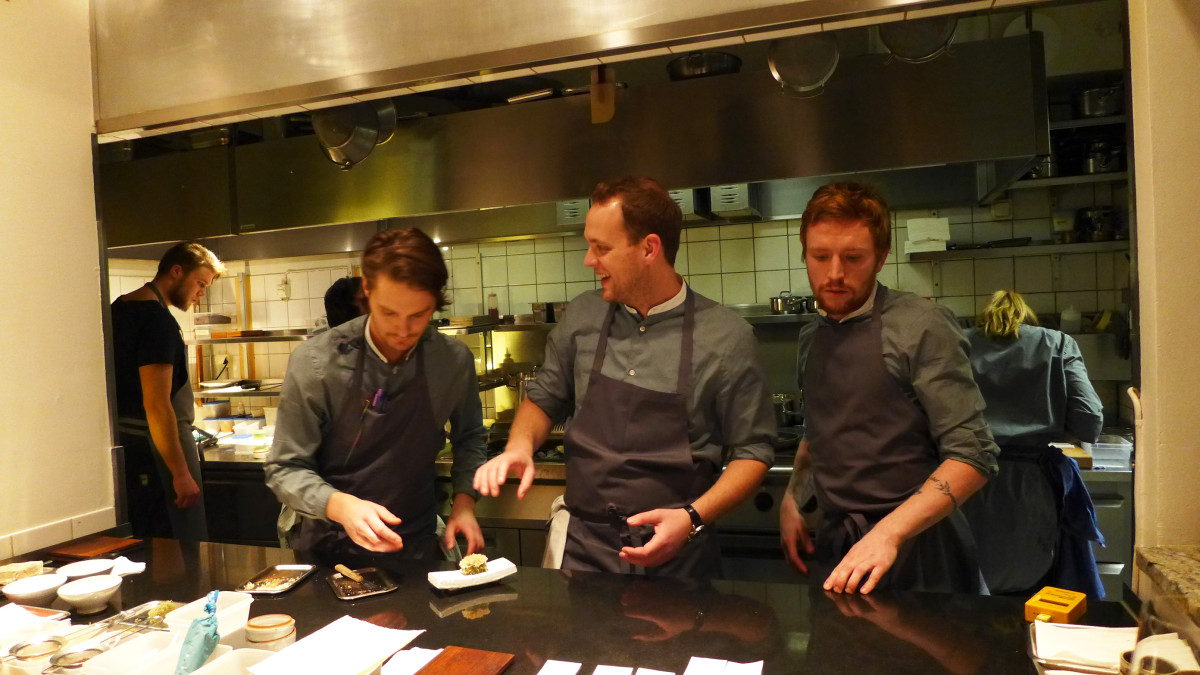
[4,539,1136,675]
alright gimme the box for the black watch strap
[683,504,705,530]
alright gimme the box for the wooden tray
[415,646,514,675]
[44,535,143,560]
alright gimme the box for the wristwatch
[683,504,706,542]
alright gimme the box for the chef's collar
[625,278,688,319]
[818,282,879,323]
[364,314,416,364]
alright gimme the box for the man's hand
[171,472,202,509]
[444,495,485,555]
[325,492,404,552]
[473,450,535,499]
[823,527,900,594]
[619,508,692,568]
[779,491,814,574]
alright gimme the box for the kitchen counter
[5,538,1136,674]
[1136,545,1200,626]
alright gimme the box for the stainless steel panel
[94,0,951,132]
[99,147,234,247]
[236,36,1047,232]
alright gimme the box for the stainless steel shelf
[437,323,555,335]
[743,314,817,326]
[194,389,283,398]
[195,335,307,345]
[1008,172,1128,190]
[908,240,1130,262]
[1048,115,1127,131]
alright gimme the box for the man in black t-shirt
[111,241,224,539]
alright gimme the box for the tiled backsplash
[444,182,1131,321]
[108,181,1132,423]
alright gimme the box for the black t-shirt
[112,298,188,420]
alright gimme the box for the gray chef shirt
[796,286,999,477]
[265,314,487,521]
[966,324,1104,447]
[527,288,776,469]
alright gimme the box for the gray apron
[961,445,1058,594]
[116,283,207,540]
[298,336,443,560]
[561,291,720,578]
[804,284,983,593]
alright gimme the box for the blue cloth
[1048,451,1107,599]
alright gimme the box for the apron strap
[589,304,619,378]
[677,291,695,395]
[589,290,696,395]
[145,282,168,308]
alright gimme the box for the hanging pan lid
[878,16,958,64]
[768,33,840,97]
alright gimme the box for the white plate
[427,558,517,590]
[56,558,115,579]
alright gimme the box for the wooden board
[1062,445,1093,470]
[415,646,515,675]
[45,535,143,560]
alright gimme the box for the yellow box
[1025,586,1087,623]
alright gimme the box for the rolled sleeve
[1062,334,1105,444]
[909,306,1000,478]
[445,348,488,499]
[264,343,338,521]
[713,324,776,466]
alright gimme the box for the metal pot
[770,291,793,315]
[1082,140,1124,174]
[666,51,742,81]
[1073,85,1123,118]
[1028,155,1059,179]
[771,393,801,428]
[1076,206,1120,241]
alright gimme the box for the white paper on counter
[681,657,762,675]
[0,603,43,633]
[381,647,442,675]
[634,669,674,675]
[110,556,146,576]
[249,616,423,675]
[1134,633,1200,671]
[906,217,950,242]
[1032,622,1136,670]
[682,657,727,675]
[593,667,634,675]
[538,659,582,675]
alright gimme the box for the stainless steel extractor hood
[103,34,1047,250]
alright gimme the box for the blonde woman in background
[961,290,1106,597]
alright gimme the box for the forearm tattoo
[917,476,959,509]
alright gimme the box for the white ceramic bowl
[2,573,67,606]
[55,558,115,580]
[56,574,122,615]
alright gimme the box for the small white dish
[2,573,67,606]
[57,574,122,615]
[427,557,517,590]
[56,558,115,580]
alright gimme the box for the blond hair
[977,290,1038,339]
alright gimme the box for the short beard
[167,285,190,311]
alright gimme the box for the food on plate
[148,600,183,619]
[461,604,491,619]
[459,554,489,576]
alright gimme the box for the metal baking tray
[236,564,316,595]
[327,567,397,601]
